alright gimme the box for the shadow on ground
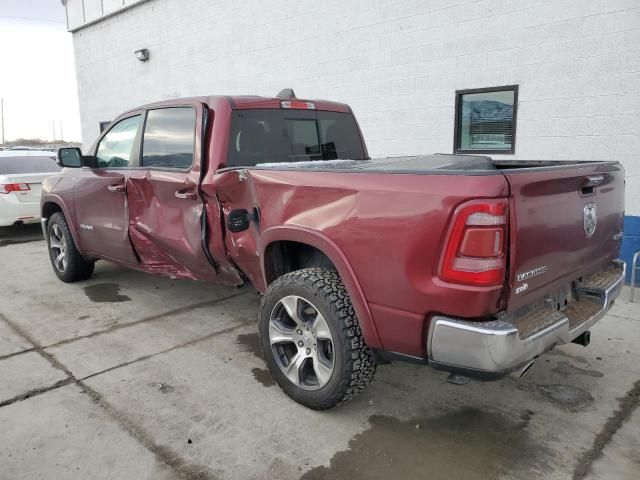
[0,224,43,248]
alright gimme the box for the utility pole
[59,120,64,142]
[1,98,4,145]
[52,120,56,142]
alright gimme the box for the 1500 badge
[515,283,529,295]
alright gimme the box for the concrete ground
[1,224,639,480]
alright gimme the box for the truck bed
[237,154,616,176]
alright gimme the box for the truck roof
[136,94,352,114]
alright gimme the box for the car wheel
[259,267,376,409]
[47,212,95,283]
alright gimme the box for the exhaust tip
[512,360,535,379]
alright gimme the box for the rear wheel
[259,268,376,409]
[47,212,94,283]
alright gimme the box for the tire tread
[259,267,376,409]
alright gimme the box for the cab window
[95,115,142,168]
[227,110,365,167]
[141,107,196,169]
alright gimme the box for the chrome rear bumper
[426,260,625,379]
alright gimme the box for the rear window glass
[227,110,365,167]
[0,156,61,174]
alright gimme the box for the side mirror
[57,148,82,168]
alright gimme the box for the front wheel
[259,268,376,409]
[47,212,95,283]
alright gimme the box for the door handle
[582,175,605,188]
[107,184,125,193]
[175,190,198,200]
[580,175,605,196]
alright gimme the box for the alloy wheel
[268,295,335,390]
[49,224,67,272]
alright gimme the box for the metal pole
[52,120,56,142]
[631,251,639,302]
[60,120,64,142]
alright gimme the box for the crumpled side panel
[214,169,263,288]
[126,172,210,281]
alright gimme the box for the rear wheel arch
[260,228,383,350]
[263,241,335,285]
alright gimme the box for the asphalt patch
[573,379,640,479]
[237,332,275,387]
[251,367,275,387]
[236,332,263,359]
[519,383,594,411]
[83,283,131,303]
[0,239,40,248]
[301,407,553,480]
[551,361,604,378]
[548,349,589,364]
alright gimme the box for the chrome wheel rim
[49,224,67,272]
[269,295,335,391]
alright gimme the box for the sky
[0,0,81,142]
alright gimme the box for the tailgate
[6,172,53,202]
[504,162,624,311]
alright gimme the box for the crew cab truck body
[42,93,625,409]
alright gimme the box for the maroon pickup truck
[43,91,625,409]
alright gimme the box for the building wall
[69,0,640,269]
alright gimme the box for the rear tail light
[0,183,31,194]
[439,199,508,286]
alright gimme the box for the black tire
[259,267,376,409]
[47,212,95,283]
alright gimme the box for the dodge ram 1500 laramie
[43,91,625,409]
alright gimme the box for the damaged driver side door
[125,104,218,280]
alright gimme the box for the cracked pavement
[1,224,639,479]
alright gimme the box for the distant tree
[1,138,80,149]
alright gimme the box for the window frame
[453,85,519,155]
[92,112,145,169]
[138,105,197,172]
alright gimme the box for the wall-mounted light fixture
[134,48,150,62]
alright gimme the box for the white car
[0,149,57,157]
[0,155,62,227]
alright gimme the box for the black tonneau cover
[227,154,614,176]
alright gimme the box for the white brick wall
[70,0,640,214]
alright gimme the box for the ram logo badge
[80,224,94,231]
[516,266,547,282]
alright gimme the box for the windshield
[0,155,61,174]
[227,109,365,167]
